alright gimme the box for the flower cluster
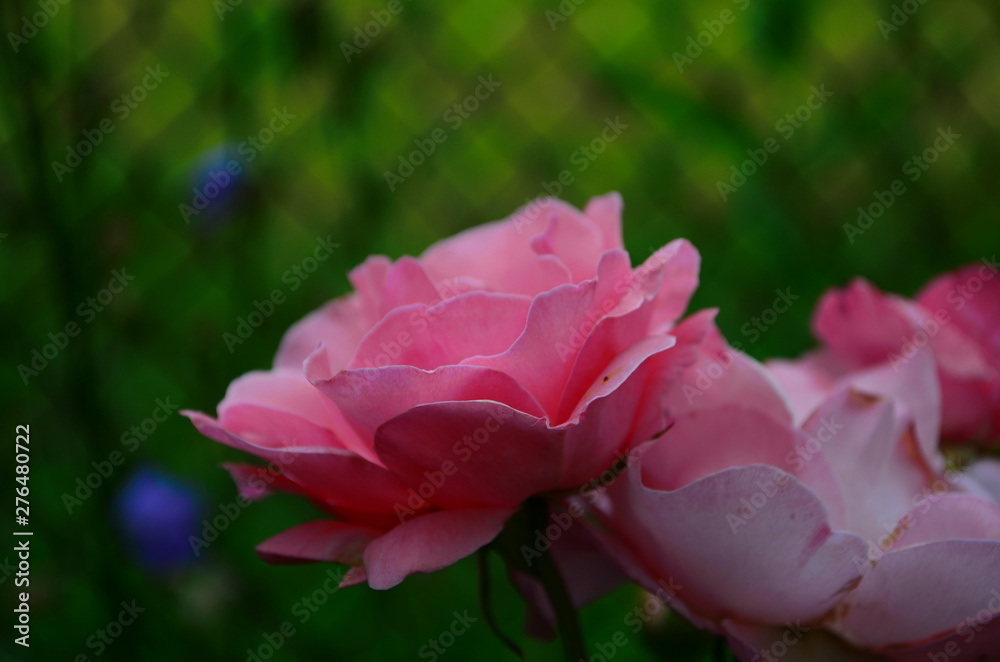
[186,194,1000,661]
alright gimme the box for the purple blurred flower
[183,143,245,230]
[114,466,204,573]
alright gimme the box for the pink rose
[915,261,1000,442]
[184,193,701,590]
[768,261,1000,445]
[593,337,1000,661]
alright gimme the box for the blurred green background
[2,0,999,659]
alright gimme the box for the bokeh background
[3,0,999,659]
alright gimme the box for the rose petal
[308,360,546,443]
[767,351,843,426]
[558,334,676,427]
[217,368,334,428]
[184,411,414,515]
[218,368,373,460]
[374,402,566,508]
[582,192,625,251]
[637,405,798,492]
[664,328,792,424]
[554,251,674,424]
[919,259,1000,325]
[557,343,675,487]
[420,208,572,296]
[222,462,306,501]
[348,256,391,322]
[801,389,930,543]
[339,566,369,588]
[812,279,916,367]
[845,349,942,472]
[256,520,383,566]
[274,294,369,372]
[888,493,1000,550]
[645,239,701,331]
[938,373,995,442]
[835,540,1000,648]
[349,255,442,321]
[465,254,649,419]
[968,458,1000,504]
[528,200,607,282]
[218,400,343,451]
[347,292,531,371]
[917,261,1000,368]
[362,508,512,589]
[623,462,866,624]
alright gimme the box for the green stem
[477,548,524,659]
[496,497,587,662]
[531,530,586,661]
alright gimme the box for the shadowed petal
[363,508,512,589]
